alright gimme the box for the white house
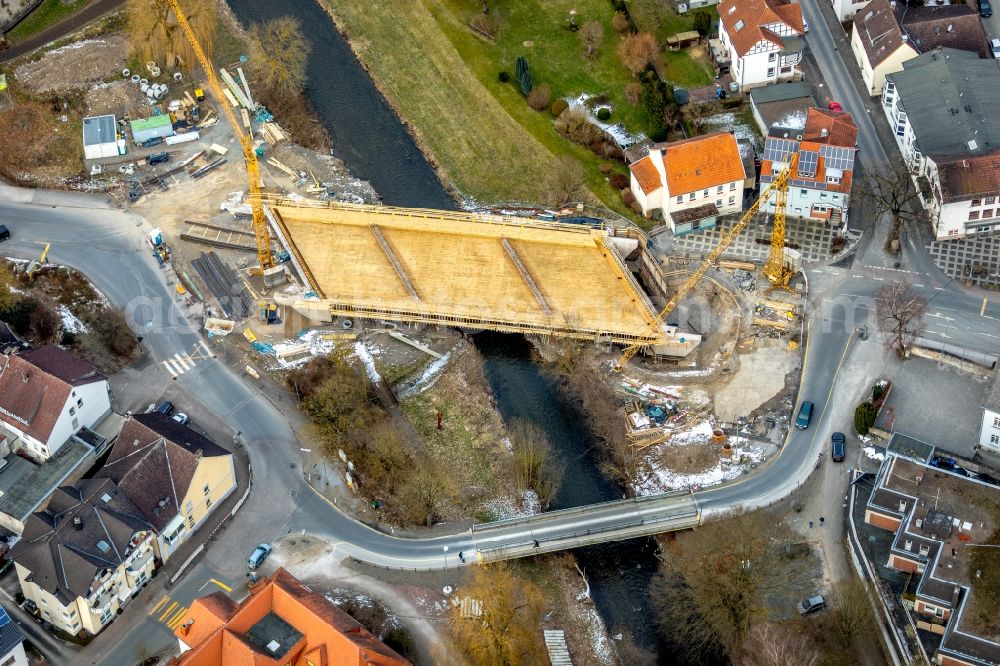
[833,0,873,23]
[760,108,858,225]
[718,0,805,91]
[981,369,1000,454]
[629,132,746,235]
[0,346,110,462]
[82,115,122,160]
[852,0,988,96]
[883,48,1000,240]
[0,607,26,666]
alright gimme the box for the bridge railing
[471,489,695,533]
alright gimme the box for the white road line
[871,277,884,281]
[173,354,192,371]
[162,360,180,377]
[979,332,1000,339]
[199,341,213,357]
[913,284,924,288]
[851,274,865,278]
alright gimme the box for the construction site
[7,0,814,503]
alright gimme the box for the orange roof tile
[802,108,858,147]
[175,593,236,651]
[171,568,410,666]
[629,155,662,195]
[659,132,745,196]
[719,0,803,57]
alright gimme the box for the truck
[147,228,171,265]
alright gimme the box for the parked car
[831,432,846,462]
[795,401,814,429]
[148,151,169,165]
[827,101,844,113]
[991,38,1000,59]
[803,18,809,32]
[798,594,827,615]
[248,543,272,570]
[154,400,174,416]
[172,412,190,425]
[980,0,992,17]
[0,225,9,242]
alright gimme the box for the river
[225,0,667,658]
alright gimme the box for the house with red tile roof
[0,346,109,462]
[96,413,236,561]
[759,108,858,225]
[718,0,804,91]
[628,132,746,234]
[171,568,410,666]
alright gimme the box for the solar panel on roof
[0,608,9,627]
[763,138,799,164]
[821,145,855,171]
[799,150,818,177]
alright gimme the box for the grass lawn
[629,0,718,43]
[660,48,714,88]
[6,0,89,43]
[322,0,636,215]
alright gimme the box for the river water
[225,0,665,657]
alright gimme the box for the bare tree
[127,0,217,70]
[509,418,562,507]
[248,17,311,96]
[449,562,547,666]
[859,161,923,254]
[579,21,605,58]
[397,462,454,527]
[543,156,586,206]
[874,280,926,358]
[617,32,660,74]
[650,511,809,661]
[829,578,877,648]
[734,622,821,666]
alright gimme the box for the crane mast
[614,152,799,371]
[167,0,274,271]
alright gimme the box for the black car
[154,400,174,416]
[980,0,992,17]
[831,432,846,462]
[148,151,169,165]
[0,225,9,242]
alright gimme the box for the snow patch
[58,305,88,334]
[635,436,767,496]
[579,604,615,664]
[701,112,762,152]
[668,420,716,445]
[565,93,646,149]
[775,109,807,130]
[481,490,542,521]
[863,446,886,461]
[270,330,337,369]
[396,350,453,399]
[353,341,382,382]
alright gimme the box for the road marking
[927,312,954,321]
[166,607,188,629]
[198,578,233,593]
[913,284,924,288]
[983,298,990,317]
[149,596,169,616]
[980,332,1000,339]
[162,353,197,377]
[158,601,177,623]
[871,277,884,281]
[851,274,865,278]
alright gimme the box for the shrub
[599,162,613,174]
[498,70,510,83]
[854,401,877,436]
[554,108,605,145]
[618,32,659,75]
[515,55,532,95]
[543,156,586,206]
[624,81,643,106]
[596,107,611,121]
[693,10,712,37]
[469,13,497,39]
[579,21,604,59]
[609,172,629,189]
[612,12,630,34]
[527,84,551,111]
[550,99,568,116]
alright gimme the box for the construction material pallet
[181,221,258,252]
[191,251,253,319]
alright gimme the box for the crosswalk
[161,341,215,378]
[149,596,190,631]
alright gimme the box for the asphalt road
[0,0,124,63]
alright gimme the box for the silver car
[991,38,1000,59]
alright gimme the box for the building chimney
[73,516,83,530]
[821,128,829,137]
[951,586,961,608]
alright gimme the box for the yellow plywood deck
[273,204,661,343]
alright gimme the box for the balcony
[127,547,154,575]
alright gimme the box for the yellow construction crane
[614,152,799,371]
[763,155,795,287]
[167,0,274,271]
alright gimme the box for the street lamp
[443,546,451,595]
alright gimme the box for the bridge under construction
[268,200,699,355]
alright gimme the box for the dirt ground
[14,34,128,94]
[84,79,149,117]
[714,340,800,422]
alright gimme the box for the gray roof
[82,115,116,147]
[887,432,936,463]
[982,367,1000,412]
[0,438,92,526]
[0,608,23,657]
[750,81,813,104]
[889,48,1000,157]
[11,477,154,605]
